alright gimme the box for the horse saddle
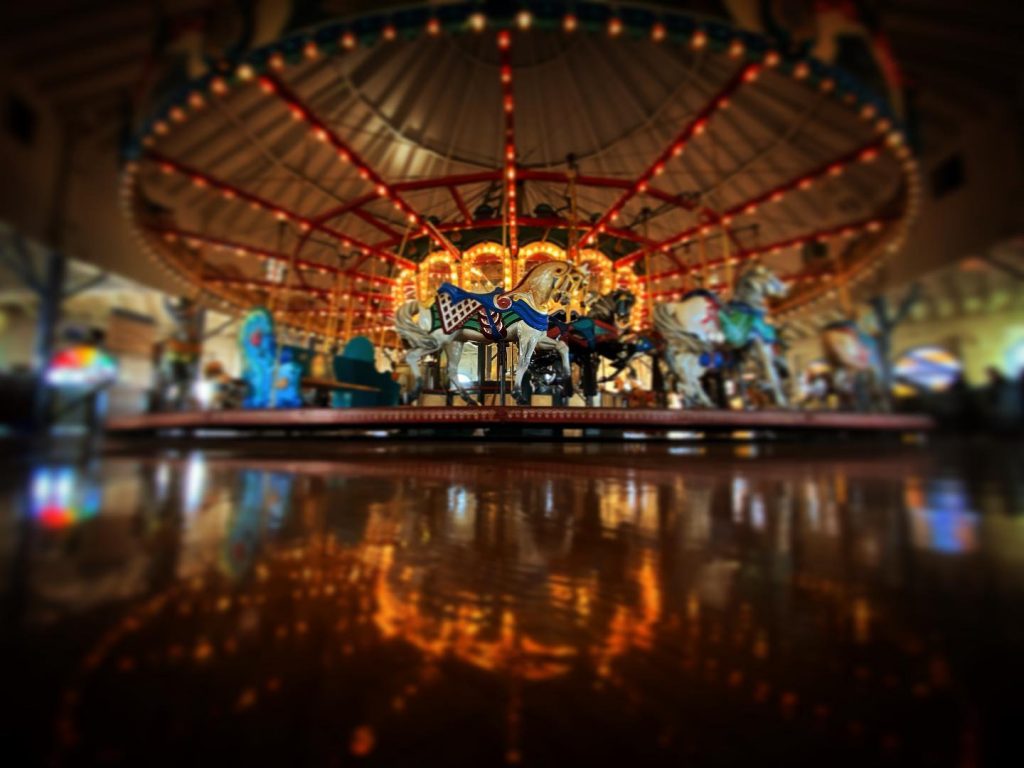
[434,284,510,339]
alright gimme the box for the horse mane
[588,291,616,321]
[682,288,720,305]
[823,319,857,332]
[509,260,551,291]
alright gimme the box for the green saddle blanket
[719,303,777,347]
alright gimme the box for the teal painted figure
[239,308,303,409]
[331,336,400,407]
[718,301,778,348]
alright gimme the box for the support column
[33,129,77,431]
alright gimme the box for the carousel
[109,1,930,437]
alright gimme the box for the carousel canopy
[119,1,922,343]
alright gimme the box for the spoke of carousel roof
[578,59,759,249]
[624,135,886,272]
[149,227,395,289]
[449,187,473,224]
[145,150,414,272]
[351,210,403,241]
[733,86,878,221]
[257,76,382,246]
[369,215,656,253]
[163,67,354,241]
[650,214,892,288]
[258,72,460,260]
[203,276,391,306]
[497,31,519,255]
[575,31,705,169]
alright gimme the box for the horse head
[611,289,636,326]
[735,263,788,310]
[512,260,589,307]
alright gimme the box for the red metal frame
[616,138,886,267]
[449,186,473,224]
[646,214,893,285]
[149,226,397,288]
[146,151,416,271]
[579,63,761,249]
[498,30,519,256]
[371,216,658,251]
[259,73,461,260]
[204,275,396,310]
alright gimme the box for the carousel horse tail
[395,300,441,352]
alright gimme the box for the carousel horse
[394,260,588,405]
[653,263,789,408]
[820,320,887,411]
[239,308,303,408]
[539,288,658,398]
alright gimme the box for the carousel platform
[105,407,935,438]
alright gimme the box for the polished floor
[2,437,1023,766]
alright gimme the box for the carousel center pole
[642,212,654,329]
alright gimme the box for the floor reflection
[2,439,1023,766]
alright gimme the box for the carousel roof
[118,1,923,341]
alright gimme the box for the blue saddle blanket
[436,283,548,334]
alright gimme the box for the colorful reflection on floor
[2,439,1023,766]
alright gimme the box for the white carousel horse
[653,263,789,408]
[394,260,587,405]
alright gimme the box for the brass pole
[642,214,653,329]
[270,221,298,406]
[699,227,709,287]
[721,220,733,299]
[835,245,853,317]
